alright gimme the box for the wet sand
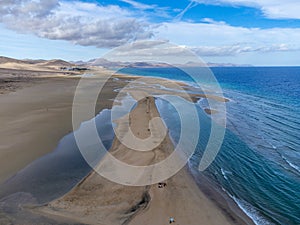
[36,96,252,225]
[0,66,253,225]
[0,68,129,183]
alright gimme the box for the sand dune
[0,56,74,71]
[0,56,26,64]
[36,59,75,70]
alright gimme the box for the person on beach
[158,182,167,188]
[169,217,175,223]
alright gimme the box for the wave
[281,156,300,174]
[261,100,295,111]
[221,188,274,225]
[220,168,232,181]
[121,67,300,225]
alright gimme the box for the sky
[0,0,300,65]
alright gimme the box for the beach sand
[0,67,129,184]
[0,65,253,225]
[0,76,78,183]
[36,96,251,225]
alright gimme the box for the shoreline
[188,165,255,225]
[0,68,254,225]
[36,96,246,225]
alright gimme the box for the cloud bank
[191,44,295,57]
[194,0,300,19]
[0,0,153,48]
[0,0,300,59]
[156,21,300,56]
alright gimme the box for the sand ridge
[36,96,236,225]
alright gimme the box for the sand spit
[0,62,251,225]
[37,97,239,225]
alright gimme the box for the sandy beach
[0,0,298,222]
[0,65,128,184]
[35,96,252,225]
[0,63,253,225]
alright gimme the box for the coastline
[36,96,247,225]
[0,68,254,225]
[188,166,255,225]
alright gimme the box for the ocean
[120,66,300,225]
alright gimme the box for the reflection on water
[0,109,114,204]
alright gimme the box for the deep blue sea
[120,67,300,225]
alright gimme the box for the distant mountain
[184,61,253,67]
[38,59,74,68]
[0,56,73,66]
[0,56,252,71]
[208,62,253,67]
[78,58,253,68]
[23,59,47,64]
[87,58,127,68]
[0,56,74,71]
[0,56,26,64]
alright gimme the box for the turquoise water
[121,67,300,225]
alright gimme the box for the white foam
[223,189,274,225]
[221,168,228,180]
[282,156,300,173]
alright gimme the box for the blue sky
[0,0,300,65]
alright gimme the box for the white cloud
[194,0,300,19]
[120,0,173,19]
[104,40,201,64]
[1,0,300,64]
[120,0,155,10]
[156,21,300,56]
[201,18,227,25]
[191,43,297,56]
[174,1,199,21]
[0,0,59,17]
[0,0,153,48]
